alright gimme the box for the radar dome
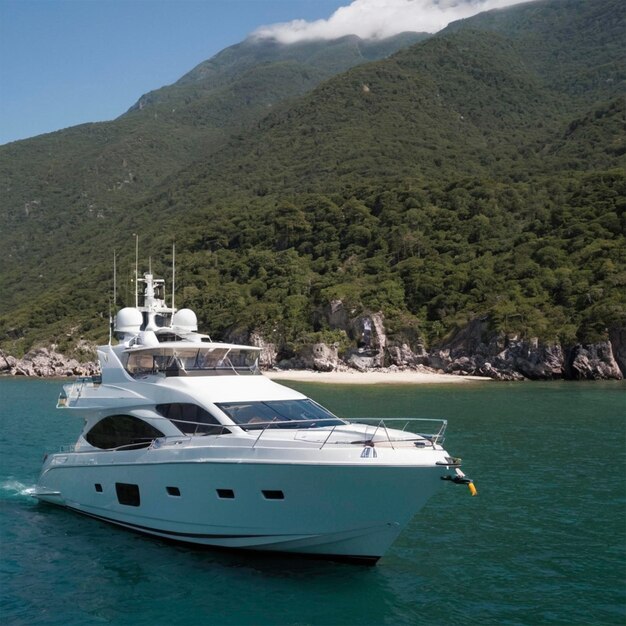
[172,308,198,332]
[115,307,143,333]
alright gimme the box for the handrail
[169,420,231,437]
[347,417,447,447]
[167,417,448,450]
[252,417,278,448]
[64,381,84,406]
[239,416,447,449]
[59,376,100,407]
[51,416,447,455]
[319,424,340,450]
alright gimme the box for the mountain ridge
[124,32,429,116]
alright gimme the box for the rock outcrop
[344,312,387,370]
[248,331,278,369]
[424,323,624,381]
[0,348,98,377]
[274,342,346,372]
[426,327,569,381]
[565,342,623,380]
[300,343,341,372]
[608,327,626,377]
[0,351,18,373]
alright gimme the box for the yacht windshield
[216,399,344,430]
[123,347,260,376]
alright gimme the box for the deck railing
[52,417,447,454]
[143,416,446,451]
[346,417,448,448]
[57,376,101,408]
[246,416,447,450]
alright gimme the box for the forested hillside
[0,32,421,313]
[0,0,624,371]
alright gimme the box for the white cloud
[252,0,529,43]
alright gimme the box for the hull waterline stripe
[61,505,380,563]
[66,505,274,539]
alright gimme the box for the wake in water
[1,479,36,498]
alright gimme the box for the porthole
[262,490,284,500]
[216,489,235,499]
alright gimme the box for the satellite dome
[172,308,198,332]
[115,307,143,333]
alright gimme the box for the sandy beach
[264,369,489,385]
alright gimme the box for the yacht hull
[35,458,445,560]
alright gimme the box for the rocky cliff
[425,321,623,381]
[0,347,99,378]
[264,306,625,381]
[1,309,624,381]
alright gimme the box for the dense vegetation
[0,0,624,358]
[0,32,424,315]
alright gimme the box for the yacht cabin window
[156,403,229,435]
[216,399,344,430]
[156,333,184,343]
[85,415,164,450]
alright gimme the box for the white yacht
[34,270,473,563]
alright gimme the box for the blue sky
[0,0,522,145]
[0,0,348,144]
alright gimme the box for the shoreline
[264,369,490,385]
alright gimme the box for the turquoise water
[1,378,625,625]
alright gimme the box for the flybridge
[110,246,261,376]
[121,343,261,377]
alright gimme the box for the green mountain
[442,0,624,102]
[0,0,624,359]
[0,32,425,316]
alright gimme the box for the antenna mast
[110,248,116,346]
[171,242,176,315]
[113,249,117,308]
[134,234,139,308]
